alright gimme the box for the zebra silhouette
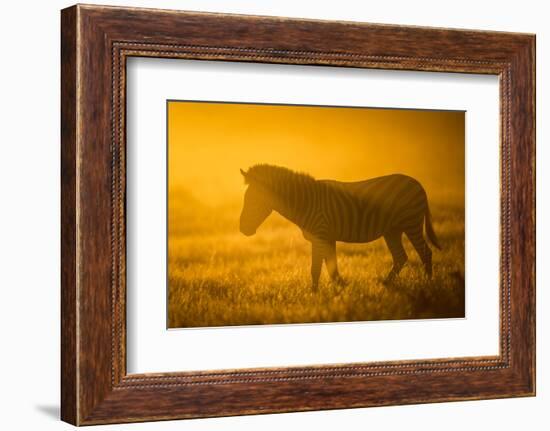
[239,164,441,291]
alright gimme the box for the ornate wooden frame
[61,4,535,425]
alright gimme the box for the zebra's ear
[240,168,249,184]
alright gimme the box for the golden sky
[168,101,464,206]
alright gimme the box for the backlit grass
[168,193,465,328]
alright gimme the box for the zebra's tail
[424,204,441,250]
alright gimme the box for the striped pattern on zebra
[239,164,441,291]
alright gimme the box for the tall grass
[168,191,465,328]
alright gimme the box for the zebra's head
[239,168,273,236]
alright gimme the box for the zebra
[239,164,441,291]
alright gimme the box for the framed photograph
[165,101,465,329]
[61,4,535,425]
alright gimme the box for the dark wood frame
[61,4,535,426]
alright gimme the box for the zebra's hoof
[383,275,396,285]
[334,277,348,287]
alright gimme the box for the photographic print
[167,101,465,328]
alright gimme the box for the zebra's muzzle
[240,225,256,236]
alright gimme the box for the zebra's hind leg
[405,225,433,278]
[383,230,408,283]
[324,240,346,287]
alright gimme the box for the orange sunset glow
[168,102,465,206]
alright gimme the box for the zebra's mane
[245,164,316,190]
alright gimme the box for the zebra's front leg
[325,240,346,287]
[310,240,324,292]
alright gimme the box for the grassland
[168,190,465,328]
